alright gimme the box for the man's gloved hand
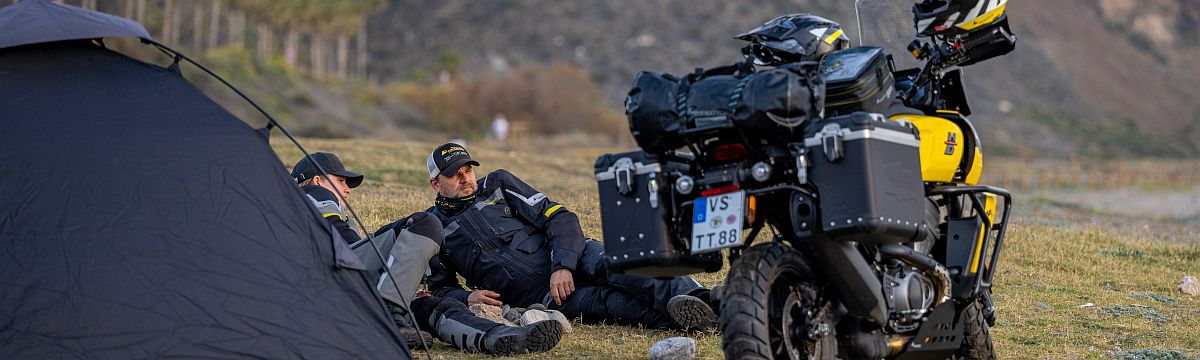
[468,290,503,306]
[549,269,575,305]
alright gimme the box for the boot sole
[668,296,718,332]
[403,331,434,350]
[524,320,564,353]
[489,320,564,356]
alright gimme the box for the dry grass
[272,138,1200,359]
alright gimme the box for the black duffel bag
[625,61,824,153]
[729,61,824,140]
[625,71,685,153]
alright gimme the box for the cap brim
[438,158,480,178]
[331,170,364,188]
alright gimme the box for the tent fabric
[0,41,411,359]
[0,0,151,50]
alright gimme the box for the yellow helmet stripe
[957,3,1006,31]
[823,29,844,45]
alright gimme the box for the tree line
[55,0,387,80]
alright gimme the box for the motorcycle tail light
[712,143,748,161]
[700,184,741,197]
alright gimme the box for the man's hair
[298,178,316,186]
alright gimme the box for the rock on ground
[1180,276,1199,296]
[649,336,696,360]
[469,303,517,326]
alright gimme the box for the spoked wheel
[722,242,837,360]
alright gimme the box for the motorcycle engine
[882,265,938,332]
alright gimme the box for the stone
[648,336,696,360]
[470,303,517,326]
[546,309,573,333]
[520,309,551,326]
[502,305,524,324]
[1179,276,1199,296]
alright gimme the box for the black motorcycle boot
[483,319,564,356]
[396,325,434,350]
[667,294,718,332]
[386,301,434,349]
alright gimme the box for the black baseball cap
[426,143,480,179]
[291,152,364,188]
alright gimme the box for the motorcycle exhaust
[812,240,888,325]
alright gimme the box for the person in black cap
[423,143,720,331]
[291,152,564,356]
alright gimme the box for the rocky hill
[366,0,1200,157]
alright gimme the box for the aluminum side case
[594,151,722,277]
[803,112,928,244]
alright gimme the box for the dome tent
[0,1,411,358]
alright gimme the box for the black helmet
[913,0,1009,36]
[736,13,851,66]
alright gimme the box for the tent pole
[139,38,435,359]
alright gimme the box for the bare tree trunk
[336,35,349,79]
[310,33,324,79]
[208,0,221,49]
[192,1,204,52]
[123,0,133,19]
[172,0,182,45]
[135,0,146,24]
[356,22,368,80]
[256,23,272,59]
[284,29,300,68]
[162,0,175,44]
[228,9,245,49]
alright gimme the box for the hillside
[78,0,1200,157]
[367,0,1200,157]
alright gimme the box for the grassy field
[273,137,1200,359]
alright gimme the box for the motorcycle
[596,0,1017,359]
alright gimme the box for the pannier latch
[614,157,635,195]
[647,174,659,208]
[788,143,809,185]
[819,123,844,162]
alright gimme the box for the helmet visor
[744,42,805,66]
[758,38,803,53]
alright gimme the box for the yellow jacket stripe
[544,204,563,217]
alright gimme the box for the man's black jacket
[426,169,588,306]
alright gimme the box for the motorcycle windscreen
[854,0,921,71]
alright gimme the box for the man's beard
[456,184,476,196]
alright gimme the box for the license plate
[690,190,744,254]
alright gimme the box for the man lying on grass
[423,143,720,331]
[292,152,563,356]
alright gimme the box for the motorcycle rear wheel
[721,242,837,360]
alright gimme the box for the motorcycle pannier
[594,151,722,277]
[821,47,895,116]
[804,112,927,244]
